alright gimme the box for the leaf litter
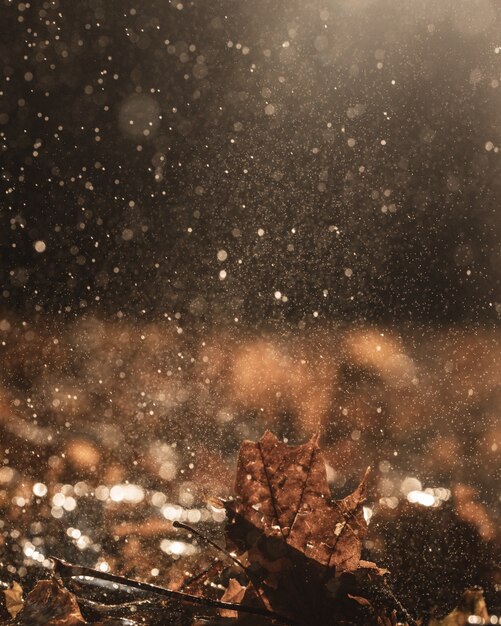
[0,432,495,626]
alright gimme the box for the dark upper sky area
[1,0,500,327]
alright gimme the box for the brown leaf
[1,581,23,619]
[229,430,369,572]
[223,431,380,625]
[15,578,86,625]
[219,578,247,618]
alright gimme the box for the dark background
[0,0,500,326]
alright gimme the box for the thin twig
[51,557,296,625]
[180,559,222,591]
[173,520,247,572]
[378,581,417,626]
[75,596,171,617]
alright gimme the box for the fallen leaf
[224,431,386,625]
[219,578,247,618]
[0,581,23,619]
[15,578,86,625]
[2,581,23,618]
[228,430,369,572]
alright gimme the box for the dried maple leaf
[228,430,369,572]
[224,431,380,625]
